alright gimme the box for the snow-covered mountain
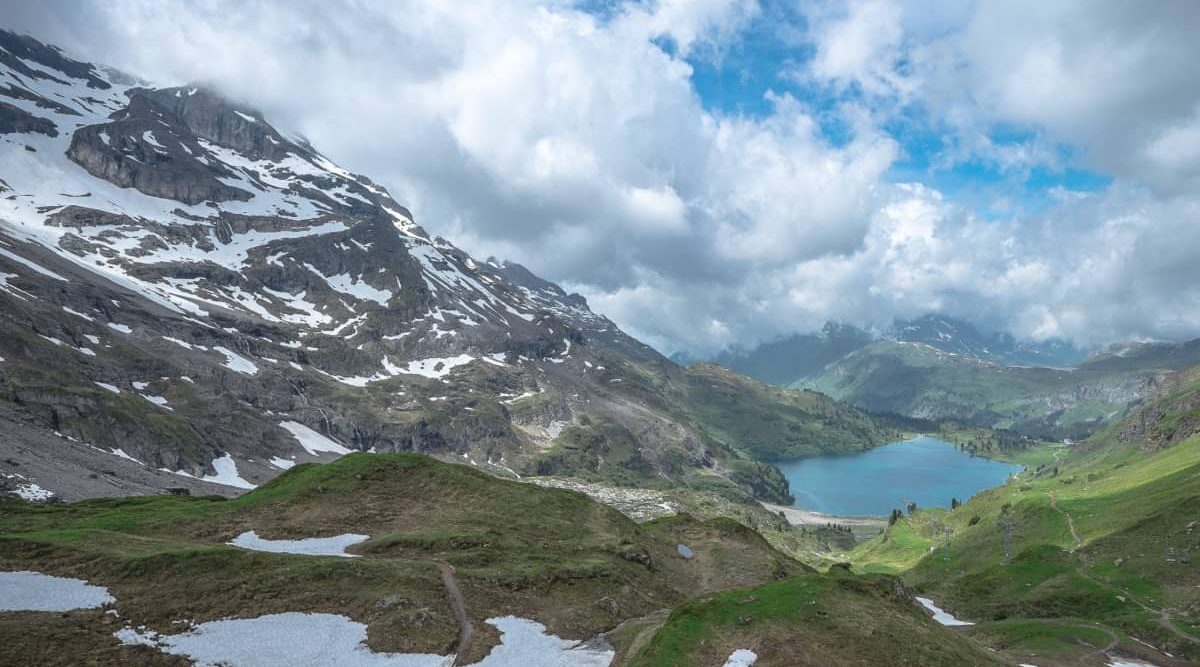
[3,29,841,502]
[882,315,1086,368]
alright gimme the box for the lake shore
[760,502,887,539]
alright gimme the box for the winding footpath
[1046,484,1200,650]
[1047,492,1083,552]
[1047,447,1083,553]
[434,560,474,665]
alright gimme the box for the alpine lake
[776,435,1023,517]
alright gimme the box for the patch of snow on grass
[114,612,448,667]
[113,612,614,666]
[228,531,369,558]
[202,454,256,490]
[471,616,614,666]
[279,421,353,455]
[0,571,114,611]
[915,597,974,626]
[214,346,258,375]
[94,381,121,394]
[115,626,160,647]
[722,649,758,667]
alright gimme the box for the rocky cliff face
[0,29,852,504]
[1118,365,1200,451]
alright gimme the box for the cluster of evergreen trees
[955,427,1031,455]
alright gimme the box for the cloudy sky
[5,0,1200,355]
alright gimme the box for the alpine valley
[1,27,1199,667]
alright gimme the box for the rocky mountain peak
[2,30,796,504]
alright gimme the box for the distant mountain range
[710,314,1088,380]
[702,314,1200,440]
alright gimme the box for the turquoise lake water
[776,436,1022,516]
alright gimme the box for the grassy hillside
[2,450,1027,667]
[676,364,901,460]
[850,365,1200,664]
[624,567,1006,666]
[0,453,807,665]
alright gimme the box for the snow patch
[304,264,394,305]
[12,482,54,502]
[722,649,758,667]
[471,616,614,666]
[279,421,353,456]
[115,612,448,667]
[269,456,295,470]
[110,448,142,465]
[214,346,258,375]
[140,394,172,410]
[400,355,476,379]
[228,531,369,558]
[61,306,94,321]
[0,247,68,281]
[0,571,114,611]
[114,612,613,667]
[915,597,974,626]
[202,454,256,490]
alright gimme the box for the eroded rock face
[1119,367,1200,451]
[0,100,57,136]
[138,86,296,162]
[66,96,253,204]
